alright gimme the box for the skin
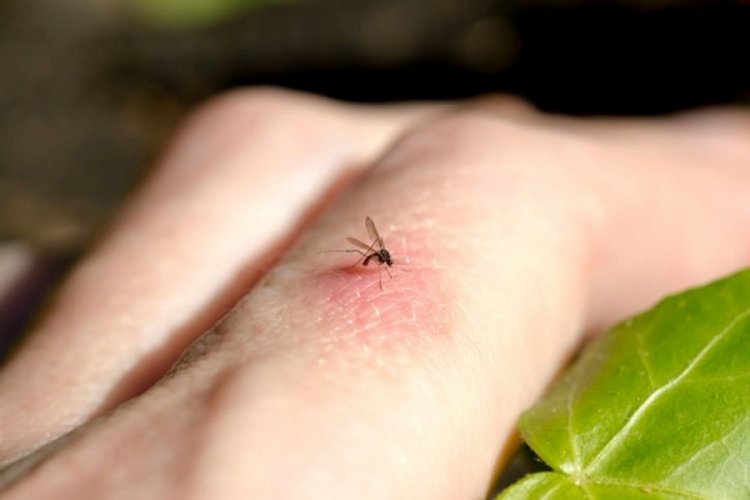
[0,88,749,499]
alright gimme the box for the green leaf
[500,270,750,499]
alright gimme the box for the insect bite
[327,216,395,290]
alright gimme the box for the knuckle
[189,87,317,129]
[183,87,339,146]
[374,108,604,233]
[159,87,344,176]
[383,110,535,171]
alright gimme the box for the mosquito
[328,216,394,290]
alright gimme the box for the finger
[504,107,750,330]
[0,88,441,461]
[567,109,750,331]
[539,107,750,177]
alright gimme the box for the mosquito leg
[348,250,370,269]
[320,249,367,256]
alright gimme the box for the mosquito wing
[347,237,374,252]
[365,216,385,249]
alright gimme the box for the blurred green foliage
[128,0,281,29]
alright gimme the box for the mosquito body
[347,217,393,268]
[329,216,395,289]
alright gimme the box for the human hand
[1,89,749,499]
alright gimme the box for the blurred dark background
[0,0,748,481]
[1,0,749,254]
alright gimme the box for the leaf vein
[636,328,657,389]
[583,306,750,474]
[567,374,581,471]
[539,481,562,500]
[664,413,749,481]
[585,477,710,499]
